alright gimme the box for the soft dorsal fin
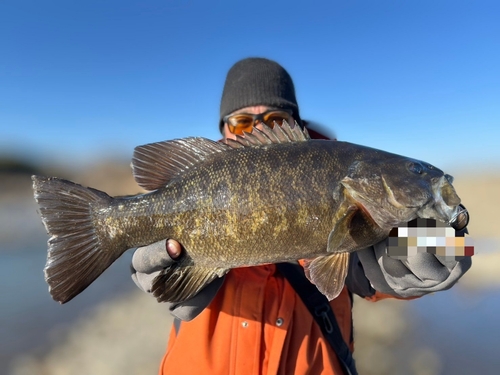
[223,120,310,149]
[132,137,229,191]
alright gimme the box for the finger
[134,271,159,293]
[132,240,173,273]
[375,240,454,280]
[401,253,454,282]
[166,239,182,259]
[356,246,398,296]
[169,276,226,321]
[373,240,430,282]
[433,254,461,269]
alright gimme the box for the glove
[131,239,225,321]
[356,239,472,298]
[345,252,376,298]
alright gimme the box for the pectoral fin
[328,202,359,253]
[151,256,229,303]
[304,252,350,300]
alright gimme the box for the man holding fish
[130,58,472,375]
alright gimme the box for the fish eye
[408,162,423,174]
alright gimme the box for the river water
[0,236,137,373]
[412,281,500,374]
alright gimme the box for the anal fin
[304,252,350,300]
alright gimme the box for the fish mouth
[431,175,465,226]
[448,204,469,231]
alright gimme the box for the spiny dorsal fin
[224,120,310,149]
[132,137,230,191]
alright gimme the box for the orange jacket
[160,264,355,375]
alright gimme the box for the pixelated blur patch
[387,218,474,260]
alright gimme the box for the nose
[449,204,469,231]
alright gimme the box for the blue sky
[1,0,499,173]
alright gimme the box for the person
[130,57,471,375]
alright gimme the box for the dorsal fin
[132,137,229,191]
[224,120,310,149]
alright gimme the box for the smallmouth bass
[32,122,469,304]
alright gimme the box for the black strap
[277,262,358,375]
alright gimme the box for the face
[222,105,295,141]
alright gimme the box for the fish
[32,121,469,304]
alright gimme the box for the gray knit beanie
[219,58,301,133]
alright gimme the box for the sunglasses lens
[263,111,291,127]
[227,110,292,135]
[228,115,255,135]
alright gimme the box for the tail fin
[32,175,117,304]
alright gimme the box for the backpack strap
[276,262,358,375]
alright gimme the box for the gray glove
[131,240,225,321]
[356,240,472,298]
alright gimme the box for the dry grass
[452,173,500,241]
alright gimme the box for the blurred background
[1,0,499,374]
